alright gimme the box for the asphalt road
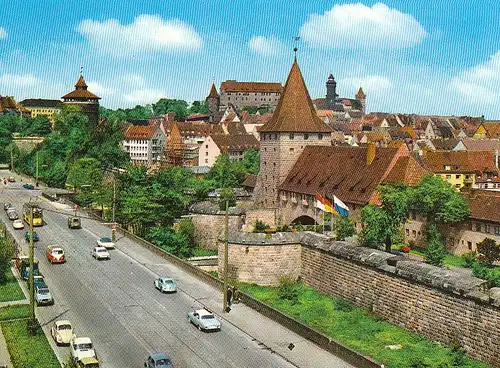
[0,174,354,368]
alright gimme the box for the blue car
[23,183,35,190]
[145,353,173,368]
[25,231,39,242]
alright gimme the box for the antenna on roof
[293,36,300,61]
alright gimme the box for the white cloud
[451,51,500,104]
[87,82,118,97]
[248,36,286,56]
[0,27,7,39]
[0,73,39,87]
[122,74,146,87]
[123,88,166,105]
[77,14,203,56]
[340,75,392,93]
[299,2,426,49]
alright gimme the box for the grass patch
[238,282,489,368]
[0,268,25,303]
[0,304,30,321]
[1,319,60,368]
[393,245,467,268]
[192,248,218,257]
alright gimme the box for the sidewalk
[0,326,12,368]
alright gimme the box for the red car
[7,176,15,182]
[46,245,65,264]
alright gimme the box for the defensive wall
[218,231,500,367]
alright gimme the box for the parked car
[7,176,15,182]
[51,320,73,345]
[70,336,97,362]
[23,183,35,190]
[27,275,46,290]
[25,231,39,242]
[92,247,110,260]
[7,210,19,221]
[68,216,82,229]
[144,353,173,368]
[46,245,65,264]
[78,357,100,368]
[187,308,221,332]
[154,277,177,293]
[4,202,12,210]
[35,285,53,305]
[96,237,114,249]
[12,219,24,229]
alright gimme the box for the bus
[23,203,44,227]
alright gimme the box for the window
[205,159,208,164]
[446,175,451,180]
[289,148,294,152]
[475,223,482,232]
[444,165,451,170]
[405,228,409,236]
[455,175,461,179]
[289,133,294,140]
[485,224,491,233]
[495,226,500,235]
[205,145,208,149]
[455,184,461,188]
[467,241,472,250]
[304,133,309,140]
[318,134,323,140]
[412,230,417,237]
[205,152,208,156]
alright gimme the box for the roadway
[0,172,354,368]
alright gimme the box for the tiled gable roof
[430,139,459,151]
[242,174,257,188]
[461,138,500,151]
[463,190,500,223]
[259,61,332,133]
[19,99,63,108]
[75,75,87,88]
[422,150,496,173]
[211,134,259,153]
[279,146,401,205]
[124,124,158,139]
[382,156,427,186]
[220,80,282,93]
[483,122,500,138]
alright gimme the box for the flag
[315,193,337,214]
[333,195,350,217]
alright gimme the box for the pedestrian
[226,286,233,307]
[233,286,240,304]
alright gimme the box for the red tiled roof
[461,138,500,151]
[259,61,332,133]
[62,90,100,100]
[279,146,402,205]
[430,139,459,151]
[75,75,88,88]
[124,124,158,139]
[356,87,366,99]
[483,122,500,138]
[208,82,220,98]
[382,156,428,186]
[463,190,500,223]
[220,80,282,93]
[422,150,496,173]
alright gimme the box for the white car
[96,237,115,249]
[154,277,177,293]
[92,247,110,260]
[12,219,24,229]
[70,336,97,362]
[51,320,73,345]
[187,308,221,332]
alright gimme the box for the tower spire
[293,36,300,61]
[80,65,83,77]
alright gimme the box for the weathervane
[80,65,83,76]
[293,36,300,60]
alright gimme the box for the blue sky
[1,1,500,118]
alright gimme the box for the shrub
[472,262,500,287]
[476,237,500,266]
[277,275,300,304]
[461,251,477,268]
[333,298,354,312]
[218,188,236,210]
[254,220,270,233]
[332,216,355,241]
[0,237,13,284]
[425,223,446,266]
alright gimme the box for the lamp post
[222,199,229,313]
[28,206,36,335]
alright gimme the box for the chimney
[495,150,499,169]
[367,142,376,165]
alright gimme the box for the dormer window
[444,165,451,171]
[289,133,294,140]
[304,133,309,140]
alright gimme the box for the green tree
[152,99,189,121]
[146,226,195,258]
[476,238,500,266]
[21,116,52,136]
[425,222,446,266]
[360,205,391,249]
[206,154,244,188]
[238,148,260,175]
[188,100,209,115]
[219,188,236,210]
[66,158,103,189]
[0,237,13,284]
[333,215,355,241]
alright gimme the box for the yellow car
[78,357,100,368]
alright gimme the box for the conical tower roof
[356,87,366,99]
[167,122,185,147]
[208,82,220,98]
[259,60,331,133]
[75,75,88,89]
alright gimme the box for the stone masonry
[218,231,500,366]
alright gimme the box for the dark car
[145,353,173,368]
[25,231,39,242]
[68,216,81,229]
[23,183,35,190]
[4,202,12,211]
[7,210,19,220]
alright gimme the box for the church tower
[206,82,220,116]
[62,73,100,128]
[355,87,367,114]
[325,74,338,110]
[254,58,332,209]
